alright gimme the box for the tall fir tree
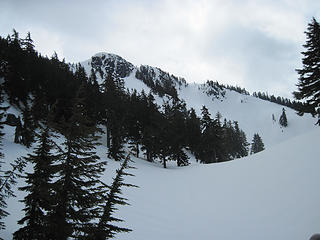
[126,90,143,158]
[198,106,219,163]
[294,17,320,125]
[21,105,35,147]
[49,84,106,239]
[90,153,137,240]
[102,74,126,161]
[140,92,161,162]
[163,98,189,167]
[0,158,26,235]
[233,121,249,158]
[0,85,9,233]
[13,127,57,240]
[185,108,201,159]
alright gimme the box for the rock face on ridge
[90,52,135,79]
[82,52,187,98]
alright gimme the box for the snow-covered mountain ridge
[1,52,319,240]
[81,52,317,149]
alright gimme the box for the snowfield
[2,124,319,240]
[111,127,320,240]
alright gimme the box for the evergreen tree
[0,85,8,158]
[222,119,233,160]
[185,108,201,159]
[14,116,23,144]
[86,69,103,122]
[49,85,106,239]
[126,90,143,158]
[21,32,35,53]
[294,17,320,124]
[102,74,126,161]
[214,112,227,162]
[0,158,26,233]
[13,127,57,240]
[156,113,171,168]
[90,153,137,240]
[21,105,35,147]
[279,108,288,127]
[198,106,220,163]
[140,92,161,162]
[0,86,9,233]
[233,121,249,158]
[250,133,265,154]
[30,93,49,124]
[163,98,189,167]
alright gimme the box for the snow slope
[178,83,317,147]
[113,127,320,240]
[2,123,319,240]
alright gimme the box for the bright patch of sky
[1,0,320,98]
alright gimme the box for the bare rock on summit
[310,234,320,240]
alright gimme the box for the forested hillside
[0,28,318,240]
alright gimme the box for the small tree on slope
[279,108,288,127]
[250,133,265,154]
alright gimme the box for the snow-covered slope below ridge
[2,112,319,240]
[114,127,320,240]
[81,52,317,148]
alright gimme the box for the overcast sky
[1,0,319,98]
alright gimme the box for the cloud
[1,0,320,98]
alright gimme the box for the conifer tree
[185,108,201,159]
[13,127,57,240]
[0,86,9,233]
[214,112,227,162]
[140,92,160,162]
[198,106,218,163]
[102,74,126,160]
[31,94,48,124]
[0,158,26,233]
[126,90,143,158]
[163,98,189,167]
[279,108,288,127]
[156,113,171,168]
[90,153,137,240]
[294,17,320,124]
[21,32,35,53]
[250,133,265,154]
[0,85,8,158]
[21,105,35,147]
[49,85,106,239]
[233,121,249,158]
[14,116,23,144]
[86,69,102,122]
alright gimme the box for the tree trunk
[163,156,167,168]
[106,123,111,149]
[136,142,139,158]
[146,149,152,162]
